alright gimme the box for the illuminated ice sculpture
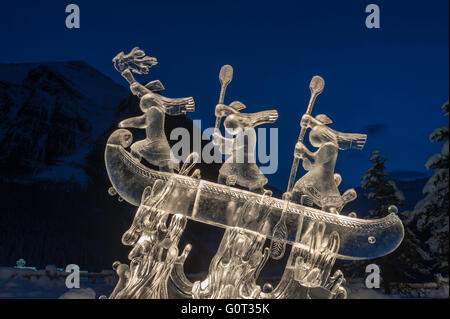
[102,47,404,299]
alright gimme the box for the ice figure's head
[139,93,163,112]
[224,110,278,135]
[307,115,367,151]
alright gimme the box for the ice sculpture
[114,47,195,172]
[107,155,198,299]
[103,47,405,299]
[188,65,277,298]
[290,113,366,213]
[191,202,271,299]
[214,110,278,191]
[212,66,278,193]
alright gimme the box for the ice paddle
[270,75,325,260]
[214,65,233,130]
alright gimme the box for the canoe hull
[105,130,404,260]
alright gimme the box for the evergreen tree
[359,151,432,292]
[361,150,405,218]
[406,101,449,276]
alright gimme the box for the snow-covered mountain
[0,61,129,184]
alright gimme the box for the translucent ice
[104,50,404,299]
[113,47,195,172]
[214,109,278,192]
[290,114,367,213]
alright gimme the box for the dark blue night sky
[1,0,448,190]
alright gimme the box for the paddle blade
[270,239,287,260]
[219,65,233,86]
[309,75,325,95]
[270,219,288,260]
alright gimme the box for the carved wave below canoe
[105,129,404,261]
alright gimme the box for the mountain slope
[0,61,129,183]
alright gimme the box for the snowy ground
[0,266,115,299]
[346,278,449,299]
[0,267,447,299]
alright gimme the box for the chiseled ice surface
[102,47,404,299]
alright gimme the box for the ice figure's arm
[336,132,367,150]
[300,114,329,129]
[294,141,315,162]
[215,104,240,118]
[120,69,136,84]
[158,95,195,115]
[212,132,234,155]
[119,69,152,98]
[163,97,195,115]
[144,80,165,92]
[130,82,152,99]
[334,173,342,187]
[118,115,147,129]
[341,188,357,205]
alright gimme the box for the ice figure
[212,65,279,193]
[113,47,195,172]
[290,113,366,213]
[214,108,278,193]
[103,49,405,299]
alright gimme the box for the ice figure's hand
[215,103,237,118]
[294,141,308,159]
[300,114,314,129]
[293,221,340,288]
[341,188,357,205]
[191,169,201,179]
[184,97,195,113]
[226,175,237,186]
[282,192,292,201]
[212,132,222,146]
[334,174,342,187]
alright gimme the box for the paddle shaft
[214,83,229,129]
[286,90,319,193]
[214,66,233,130]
